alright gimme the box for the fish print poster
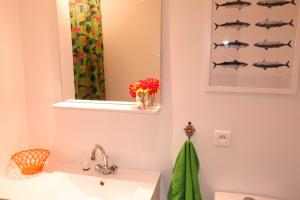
[209,0,300,92]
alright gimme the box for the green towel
[168,140,202,200]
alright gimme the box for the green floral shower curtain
[69,0,105,100]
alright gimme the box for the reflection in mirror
[56,0,161,103]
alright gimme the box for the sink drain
[100,181,105,186]
[244,197,255,200]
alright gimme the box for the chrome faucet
[90,144,117,175]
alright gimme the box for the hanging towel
[168,140,202,200]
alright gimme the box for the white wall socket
[214,130,231,147]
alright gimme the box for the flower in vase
[144,78,160,95]
[129,77,160,98]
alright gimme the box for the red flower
[93,15,101,22]
[92,55,97,61]
[129,82,141,98]
[144,77,160,95]
[75,0,83,3]
[129,77,160,98]
[76,52,85,58]
[72,27,81,33]
[73,59,79,65]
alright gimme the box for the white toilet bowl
[215,192,280,200]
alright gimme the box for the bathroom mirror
[56,0,161,102]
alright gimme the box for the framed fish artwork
[206,0,300,94]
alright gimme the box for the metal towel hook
[184,121,195,140]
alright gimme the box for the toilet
[215,192,280,200]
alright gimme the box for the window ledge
[53,100,160,114]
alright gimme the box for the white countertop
[45,162,161,185]
[1,162,161,200]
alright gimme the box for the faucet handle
[91,152,96,161]
[109,164,118,171]
[95,164,118,175]
[95,163,104,171]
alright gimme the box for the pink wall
[0,0,28,174]
[17,0,300,200]
[19,0,62,149]
[169,0,300,200]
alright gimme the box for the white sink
[0,172,67,200]
[0,163,160,200]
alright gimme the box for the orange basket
[11,149,50,175]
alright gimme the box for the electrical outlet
[214,130,231,147]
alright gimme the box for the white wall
[169,0,300,200]
[19,0,62,150]
[18,0,300,200]
[0,0,28,175]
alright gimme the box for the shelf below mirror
[53,100,160,114]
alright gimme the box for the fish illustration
[257,0,296,8]
[254,40,292,50]
[215,0,252,10]
[213,60,248,69]
[255,19,294,29]
[253,60,290,70]
[214,40,249,50]
[215,20,250,30]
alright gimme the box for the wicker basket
[11,149,50,175]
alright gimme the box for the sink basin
[0,172,67,200]
[0,163,160,200]
[40,172,155,200]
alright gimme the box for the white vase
[136,92,149,110]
